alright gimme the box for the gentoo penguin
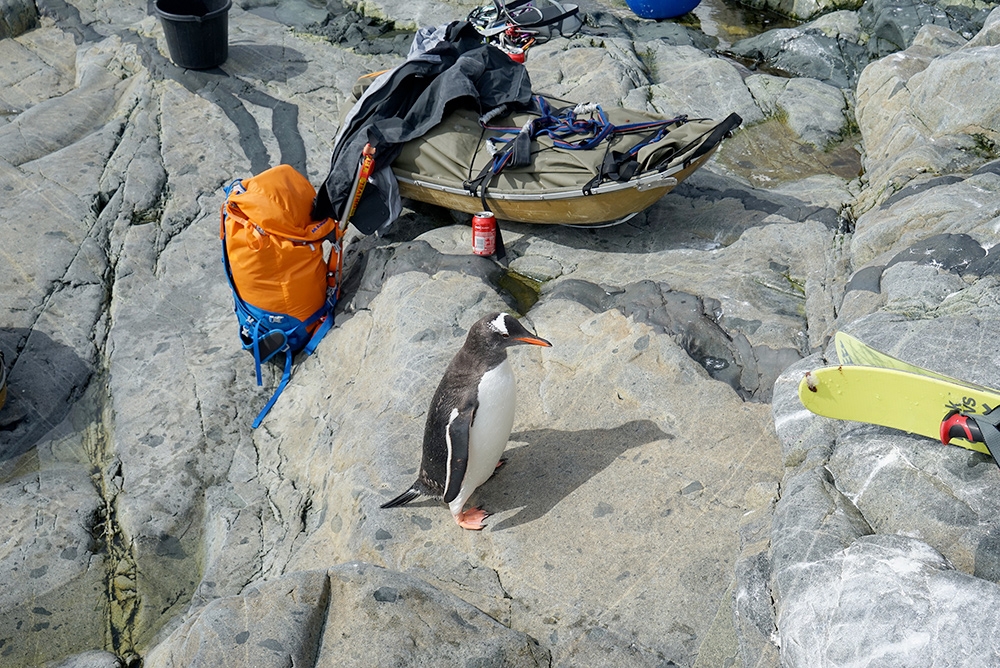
[381,312,551,530]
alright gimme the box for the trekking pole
[333,143,377,298]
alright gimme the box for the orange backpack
[220,164,343,428]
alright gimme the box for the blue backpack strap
[249,300,334,429]
[303,299,335,356]
[252,348,294,428]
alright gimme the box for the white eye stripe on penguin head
[488,313,509,337]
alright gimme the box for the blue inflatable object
[625,0,700,19]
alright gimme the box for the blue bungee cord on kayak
[462,94,695,264]
[467,95,687,196]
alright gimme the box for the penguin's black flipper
[380,487,422,509]
[443,405,474,504]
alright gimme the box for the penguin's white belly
[449,360,516,514]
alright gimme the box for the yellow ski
[798,347,1000,456]
[835,331,995,392]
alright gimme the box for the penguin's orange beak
[513,334,552,347]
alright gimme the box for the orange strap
[342,144,377,230]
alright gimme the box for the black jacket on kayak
[313,21,533,234]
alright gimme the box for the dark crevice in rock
[92,191,114,220]
[300,496,313,533]
[852,233,1000,283]
[303,573,334,667]
[84,398,141,663]
[71,129,142,661]
[878,175,965,210]
[844,264,883,294]
[305,0,415,57]
[885,233,986,275]
[34,0,103,44]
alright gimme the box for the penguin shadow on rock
[478,420,671,531]
[0,328,93,480]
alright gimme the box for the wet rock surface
[1,0,999,665]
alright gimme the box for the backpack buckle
[257,330,288,363]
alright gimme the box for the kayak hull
[390,101,738,226]
[396,145,719,226]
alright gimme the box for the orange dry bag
[220,164,343,428]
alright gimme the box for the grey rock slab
[642,45,764,124]
[0,66,122,167]
[335,0,472,30]
[729,26,862,90]
[0,26,77,113]
[526,36,650,106]
[45,650,125,668]
[144,562,549,667]
[745,75,848,150]
[769,463,874,601]
[0,156,102,329]
[742,0,857,22]
[807,8,863,41]
[877,261,969,315]
[777,534,1000,668]
[911,21,970,53]
[907,43,1000,135]
[0,466,107,667]
[829,425,1000,580]
[850,171,1000,267]
[853,14,1000,213]
[246,261,784,666]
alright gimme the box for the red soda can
[471,212,496,256]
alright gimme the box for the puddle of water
[687,0,800,49]
[713,116,862,186]
[499,270,543,313]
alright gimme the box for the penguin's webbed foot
[454,506,490,530]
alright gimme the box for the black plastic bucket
[154,0,232,69]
